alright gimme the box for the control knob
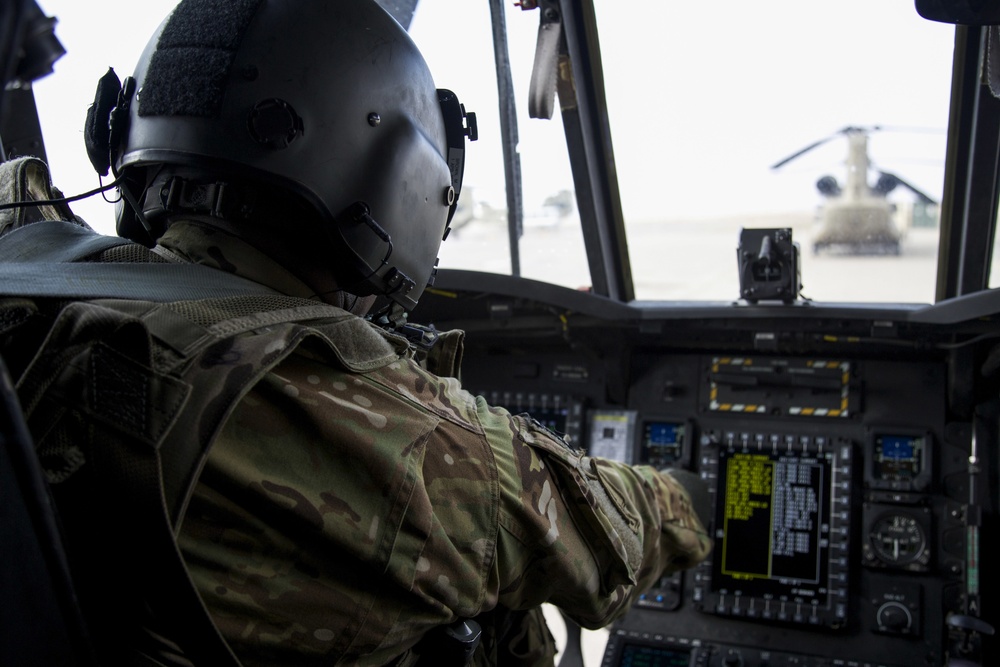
[721,648,744,667]
[877,601,913,633]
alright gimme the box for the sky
[31,1,957,235]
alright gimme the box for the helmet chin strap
[335,201,418,313]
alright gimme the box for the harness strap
[0,218,131,261]
[0,220,281,302]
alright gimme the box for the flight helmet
[86,0,476,315]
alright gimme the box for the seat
[0,353,95,666]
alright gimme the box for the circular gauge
[869,513,927,565]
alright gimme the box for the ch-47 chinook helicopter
[772,126,940,255]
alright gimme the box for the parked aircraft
[772,126,940,256]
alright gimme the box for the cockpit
[5,1,1000,665]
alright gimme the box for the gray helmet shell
[114,0,461,312]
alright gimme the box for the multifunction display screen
[695,433,851,628]
[719,451,827,592]
[616,643,690,667]
[868,431,931,491]
[640,420,685,466]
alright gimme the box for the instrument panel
[412,273,995,667]
[469,352,969,666]
[492,354,972,665]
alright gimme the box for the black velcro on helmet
[139,0,262,118]
[84,67,121,176]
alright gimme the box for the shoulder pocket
[516,417,641,591]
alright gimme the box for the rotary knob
[877,601,913,633]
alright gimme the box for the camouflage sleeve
[481,406,712,629]
[178,347,709,665]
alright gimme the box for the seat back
[0,353,95,667]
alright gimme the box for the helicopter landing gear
[812,241,900,256]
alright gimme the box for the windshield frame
[936,24,1000,300]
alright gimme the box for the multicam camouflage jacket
[0,161,710,666]
[159,221,712,666]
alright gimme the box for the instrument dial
[869,513,927,566]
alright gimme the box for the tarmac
[438,211,942,307]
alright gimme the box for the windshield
[410,0,955,304]
[34,0,957,305]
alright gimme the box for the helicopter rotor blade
[770,125,880,169]
[771,136,837,170]
[878,170,938,205]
